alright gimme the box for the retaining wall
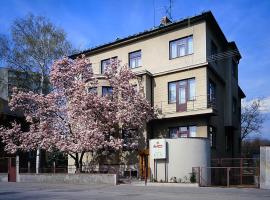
[19,173,118,185]
[0,173,8,182]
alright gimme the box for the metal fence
[192,166,259,187]
[191,158,260,187]
[211,158,259,168]
[154,95,216,116]
[18,162,139,179]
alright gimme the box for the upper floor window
[168,82,177,103]
[101,57,117,74]
[169,126,197,138]
[101,59,110,74]
[169,35,193,59]
[208,80,216,104]
[168,78,195,104]
[129,50,141,68]
[102,86,113,96]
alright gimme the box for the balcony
[154,95,217,119]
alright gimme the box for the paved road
[0,182,270,200]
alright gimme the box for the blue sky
[0,0,270,138]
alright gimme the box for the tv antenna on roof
[153,0,173,27]
[165,0,173,20]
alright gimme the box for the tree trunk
[68,152,85,173]
[36,71,45,174]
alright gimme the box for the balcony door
[176,80,188,112]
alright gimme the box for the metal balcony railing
[154,95,216,116]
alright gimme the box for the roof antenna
[153,0,156,27]
[164,0,173,21]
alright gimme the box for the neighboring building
[0,67,47,101]
[0,67,48,164]
[69,11,245,179]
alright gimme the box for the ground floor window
[169,126,197,138]
[209,126,216,148]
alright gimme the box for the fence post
[227,167,230,187]
[199,167,202,186]
[53,161,56,174]
[240,158,243,185]
[16,155,20,182]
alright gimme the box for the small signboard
[150,139,166,159]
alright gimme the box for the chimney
[160,16,172,26]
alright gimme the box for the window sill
[129,65,142,69]
[169,53,194,60]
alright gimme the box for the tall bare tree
[0,13,75,173]
[241,99,265,141]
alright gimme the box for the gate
[0,157,16,182]
[193,158,260,188]
[8,157,16,182]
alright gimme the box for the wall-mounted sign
[150,139,166,159]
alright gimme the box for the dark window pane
[208,80,216,104]
[102,86,113,96]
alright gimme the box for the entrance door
[139,150,149,180]
[8,157,16,182]
[176,80,188,112]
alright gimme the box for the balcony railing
[154,95,216,118]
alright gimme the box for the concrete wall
[149,138,210,185]
[260,146,270,189]
[0,173,8,182]
[19,173,118,185]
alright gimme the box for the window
[208,80,216,104]
[101,57,117,74]
[169,126,197,138]
[168,82,176,103]
[102,86,113,96]
[170,36,193,59]
[189,126,197,137]
[168,78,195,103]
[88,87,97,94]
[188,79,196,100]
[209,126,216,148]
[129,50,141,68]
[101,59,110,74]
[232,60,237,78]
[232,98,237,113]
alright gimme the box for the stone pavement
[0,182,270,200]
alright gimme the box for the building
[69,11,245,179]
[0,67,48,165]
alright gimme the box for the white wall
[150,138,210,185]
[260,146,270,189]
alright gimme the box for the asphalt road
[0,182,270,200]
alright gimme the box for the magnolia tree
[0,56,156,172]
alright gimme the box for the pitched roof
[70,11,235,58]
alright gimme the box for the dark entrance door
[8,157,16,182]
[176,80,188,112]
